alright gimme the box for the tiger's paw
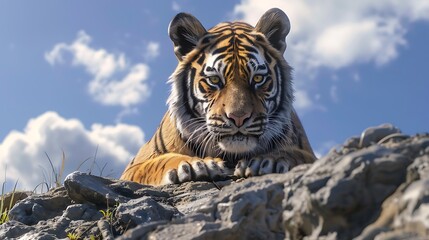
[161,158,229,185]
[234,156,290,178]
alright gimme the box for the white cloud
[172,1,181,11]
[233,0,429,110]
[330,85,339,103]
[45,31,152,108]
[115,107,139,123]
[144,41,160,61]
[294,88,326,112]
[294,89,313,110]
[0,111,144,192]
[88,63,150,107]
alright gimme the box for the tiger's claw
[162,158,229,184]
[234,157,290,178]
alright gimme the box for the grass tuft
[31,147,112,194]
[1,168,18,225]
[44,150,66,189]
[66,232,80,240]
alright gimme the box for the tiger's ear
[168,13,207,61]
[255,8,291,54]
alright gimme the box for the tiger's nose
[226,111,251,127]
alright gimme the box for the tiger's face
[168,9,293,158]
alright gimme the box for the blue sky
[1,0,428,191]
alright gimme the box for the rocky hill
[1,124,428,239]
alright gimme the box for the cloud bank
[0,111,144,191]
[45,31,156,108]
[233,0,429,110]
[234,0,428,70]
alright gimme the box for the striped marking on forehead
[205,22,257,52]
[208,22,254,34]
[202,22,267,79]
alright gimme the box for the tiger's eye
[208,76,220,84]
[253,75,264,83]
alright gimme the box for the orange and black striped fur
[121,8,316,185]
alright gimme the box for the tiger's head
[167,8,294,159]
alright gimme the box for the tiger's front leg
[121,153,229,185]
[234,148,316,178]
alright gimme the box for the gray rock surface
[282,129,428,240]
[0,124,428,240]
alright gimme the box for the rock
[62,203,103,221]
[115,196,178,228]
[357,148,429,239]
[98,219,115,240]
[0,123,428,240]
[64,171,148,206]
[283,144,413,239]
[359,123,402,148]
[139,174,296,240]
[4,187,102,239]
[161,180,231,214]
[0,221,34,239]
[8,187,72,225]
[0,191,31,212]
[116,220,169,240]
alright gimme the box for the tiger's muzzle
[208,114,267,153]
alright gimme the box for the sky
[1,0,429,192]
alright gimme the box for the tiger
[120,8,316,186]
